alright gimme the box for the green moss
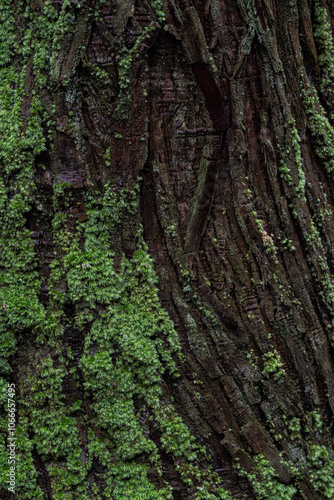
[283,85,334,327]
[288,417,301,440]
[0,3,47,410]
[237,455,297,500]
[278,233,296,252]
[0,426,44,499]
[247,349,259,370]
[300,78,334,172]
[307,445,334,498]
[0,1,15,68]
[150,0,166,25]
[314,2,334,104]
[262,350,285,381]
[45,182,232,498]
[309,411,323,433]
[15,350,91,497]
[0,3,93,497]
[116,23,157,115]
[0,3,232,498]
[277,118,305,197]
[289,119,305,197]
[301,214,334,327]
[278,144,293,186]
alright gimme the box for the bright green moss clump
[59,184,232,498]
[307,445,334,498]
[0,3,51,496]
[237,455,297,500]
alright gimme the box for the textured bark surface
[1,0,334,499]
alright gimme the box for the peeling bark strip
[184,133,223,252]
[254,0,267,30]
[191,63,229,131]
[2,0,334,499]
[185,64,229,252]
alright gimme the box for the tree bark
[1,0,334,499]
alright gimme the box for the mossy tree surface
[1,0,334,499]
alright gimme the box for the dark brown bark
[1,0,334,499]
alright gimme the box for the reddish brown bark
[2,0,334,498]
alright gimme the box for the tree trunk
[1,0,334,498]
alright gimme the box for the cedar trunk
[1,1,334,499]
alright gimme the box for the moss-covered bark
[1,0,334,498]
